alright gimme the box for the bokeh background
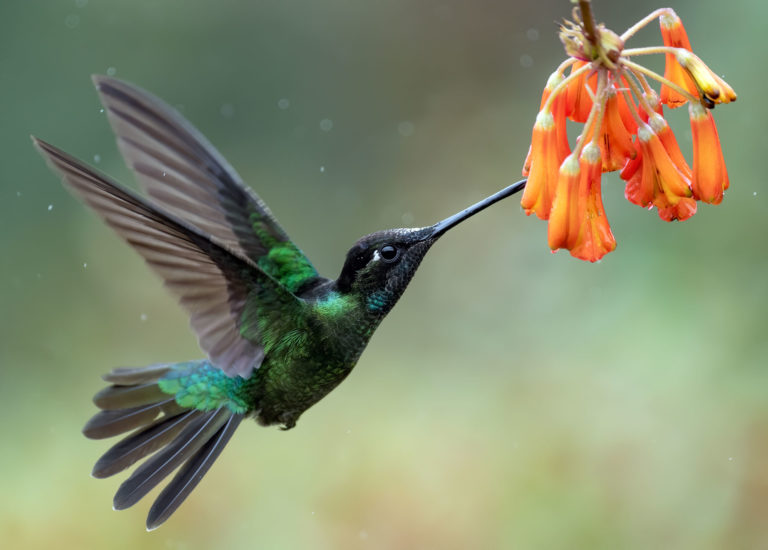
[1,0,765,548]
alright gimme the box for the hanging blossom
[521,0,736,262]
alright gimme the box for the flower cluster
[521,2,736,262]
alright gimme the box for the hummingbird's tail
[83,361,247,530]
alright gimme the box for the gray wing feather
[33,137,303,377]
[92,75,293,264]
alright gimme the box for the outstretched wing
[92,75,319,293]
[34,137,304,377]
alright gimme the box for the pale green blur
[1,0,765,548]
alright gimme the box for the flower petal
[522,110,570,219]
[548,154,581,250]
[565,61,598,123]
[570,145,616,261]
[659,12,698,107]
[676,50,737,106]
[689,103,729,204]
[622,124,693,216]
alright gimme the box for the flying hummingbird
[33,76,526,530]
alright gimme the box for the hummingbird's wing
[34,137,304,378]
[91,75,319,293]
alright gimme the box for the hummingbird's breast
[251,291,378,429]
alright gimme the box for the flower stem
[621,58,700,104]
[589,71,608,148]
[622,68,659,120]
[620,8,674,42]
[577,0,600,49]
[622,46,687,57]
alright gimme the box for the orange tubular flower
[689,102,729,204]
[622,123,692,216]
[676,50,738,106]
[521,109,570,219]
[597,88,636,171]
[519,1,736,261]
[548,145,616,261]
[659,12,697,107]
[548,155,582,251]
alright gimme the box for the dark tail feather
[84,364,245,528]
[113,407,232,510]
[92,409,203,478]
[102,363,172,384]
[147,413,244,530]
[83,399,183,439]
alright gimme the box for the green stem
[620,8,675,42]
[621,58,699,104]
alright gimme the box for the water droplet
[278,98,290,110]
[75,0,89,7]
[47,204,53,211]
[728,456,734,461]
[397,121,415,137]
[83,263,88,268]
[106,67,117,76]
[93,154,101,163]
[64,14,80,29]
[311,511,315,516]
[753,191,758,196]
[162,171,167,177]
[220,103,234,118]
[16,191,21,197]
[345,429,351,434]
[320,166,325,173]
[99,108,104,113]
[319,119,333,132]
[519,54,534,68]
[140,313,148,322]
[526,28,539,41]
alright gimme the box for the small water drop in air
[140,313,148,322]
[64,14,80,29]
[99,108,104,113]
[320,166,325,173]
[320,119,333,132]
[16,191,21,197]
[278,98,290,110]
[93,154,101,163]
[398,121,415,137]
[83,263,88,269]
[520,54,534,68]
[106,67,117,76]
[47,204,53,211]
[220,103,234,118]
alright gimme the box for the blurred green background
[1,0,764,548]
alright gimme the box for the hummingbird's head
[335,226,436,316]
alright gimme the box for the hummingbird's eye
[379,245,399,262]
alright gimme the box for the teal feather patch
[366,289,389,312]
[158,361,253,413]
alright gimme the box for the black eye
[380,245,399,262]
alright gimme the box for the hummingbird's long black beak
[429,178,527,239]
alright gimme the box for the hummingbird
[33,76,526,530]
